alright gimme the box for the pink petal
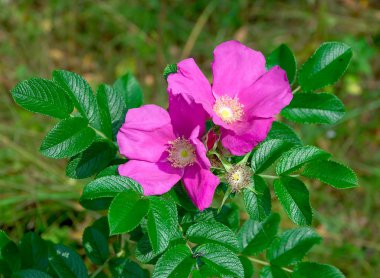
[238,66,293,118]
[168,93,207,138]
[190,136,211,169]
[118,160,182,195]
[117,105,176,162]
[211,40,266,97]
[183,163,220,211]
[167,58,214,114]
[220,118,274,156]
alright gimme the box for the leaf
[109,258,149,278]
[267,227,322,266]
[81,176,143,201]
[108,191,149,235]
[0,230,10,254]
[274,177,312,226]
[251,139,293,174]
[239,256,254,278]
[276,146,331,175]
[195,243,244,278]
[11,78,73,119]
[12,269,53,278]
[267,44,297,84]
[302,160,358,189]
[293,262,345,278]
[96,85,114,140]
[66,141,116,179]
[281,93,345,124]
[1,241,20,272]
[243,175,271,221]
[298,42,352,91]
[238,213,280,255]
[48,244,88,278]
[186,221,240,252]
[113,73,143,109]
[163,64,178,80]
[215,203,240,231]
[40,117,96,159]
[147,197,178,254]
[135,235,159,264]
[259,266,288,278]
[82,226,109,265]
[19,233,49,271]
[267,121,302,146]
[53,70,98,125]
[152,244,194,278]
[96,165,119,178]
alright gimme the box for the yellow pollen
[227,165,252,192]
[167,137,196,168]
[213,95,244,124]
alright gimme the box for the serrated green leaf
[186,221,239,252]
[48,244,88,278]
[293,262,345,278]
[267,44,297,84]
[113,73,143,109]
[274,177,312,226]
[267,227,321,266]
[83,226,109,265]
[147,197,178,254]
[298,42,352,91]
[11,78,73,119]
[243,175,271,221]
[1,241,20,272]
[302,160,358,189]
[135,235,158,264]
[215,203,240,231]
[12,269,53,278]
[251,139,293,174]
[96,85,114,140]
[195,243,244,278]
[0,230,10,255]
[267,122,302,146]
[108,191,149,235]
[276,146,331,175]
[40,117,96,159]
[19,233,49,271]
[281,93,345,124]
[96,165,119,178]
[259,265,288,278]
[238,213,280,255]
[66,141,116,179]
[81,175,143,202]
[239,256,254,278]
[109,258,149,278]
[53,70,98,125]
[153,244,194,278]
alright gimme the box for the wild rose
[167,40,293,155]
[116,94,219,210]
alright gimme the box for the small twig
[90,257,112,278]
[292,86,301,94]
[246,256,293,273]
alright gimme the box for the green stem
[259,174,300,180]
[292,86,301,94]
[91,127,117,147]
[208,151,232,171]
[90,257,112,278]
[246,256,293,273]
[218,186,232,213]
[237,151,251,166]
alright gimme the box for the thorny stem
[246,256,293,273]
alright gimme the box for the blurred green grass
[0,0,379,276]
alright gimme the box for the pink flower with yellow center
[167,40,293,155]
[116,94,219,211]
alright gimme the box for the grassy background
[0,0,379,276]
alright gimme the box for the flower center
[213,96,244,124]
[167,137,196,168]
[227,165,251,192]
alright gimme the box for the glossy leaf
[109,258,149,278]
[66,141,116,179]
[1,241,20,272]
[274,177,312,226]
[267,227,321,266]
[298,42,352,91]
[195,243,244,278]
[267,44,297,84]
[19,233,49,271]
[239,256,255,278]
[259,266,288,278]
[302,160,358,189]
[186,221,240,252]
[108,191,149,235]
[267,121,302,146]
[293,262,345,278]
[152,244,194,278]
[53,70,98,125]
[276,146,331,175]
[113,73,143,109]
[40,117,96,159]
[243,175,271,221]
[12,269,53,278]
[282,93,345,124]
[82,226,109,265]
[238,213,280,255]
[11,78,73,119]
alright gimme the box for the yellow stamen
[167,137,196,168]
[213,95,244,124]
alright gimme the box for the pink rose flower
[117,94,219,210]
[167,40,293,155]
